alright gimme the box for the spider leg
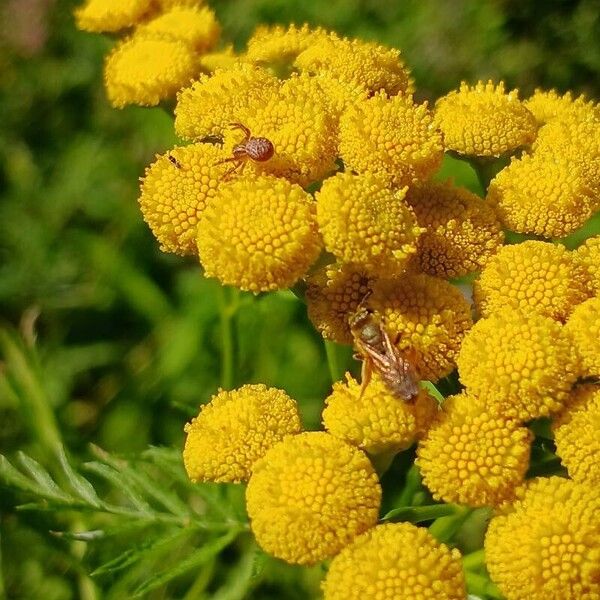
[229,122,251,141]
[222,159,246,180]
[213,156,240,166]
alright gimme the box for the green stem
[218,286,239,390]
[429,506,474,543]
[466,155,510,194]
[324,340,346,384]
[465,571,503,599]
[462,548,486,571]
[370,450,397,477]
[382,503,458,523]
[396,464,422,506]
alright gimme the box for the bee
[349,295,420,402]
[168,154,182,169]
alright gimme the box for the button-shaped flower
[565,297,600,378]
[576,235,600,295]
[246,432,381,565]
[75,0,153,32]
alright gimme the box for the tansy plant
[1,1,600,599]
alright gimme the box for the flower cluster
[79,5,600,599]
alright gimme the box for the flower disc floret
[553,384,600,485]
[135,6,220,53]
[457,309,579,420]
[417,392,531,507]
[323,373,439,455]
[369,274,473,381]
[524,89,598,125]
[246,432,381,565]
[487,154,597,238]
[316,173,423,276]
[295,35,413,96]
[183,385,302,483]
[435,80,537,157]
[306,264,374,344]
[197,175,321,292]
[75,0,153,32]
[175,64,279,139]
[576,236,600,294]
[322,522,466,600]
[339,93,443,187]
[485,477,600,600]
[406,180,503,278]
[104,35,198,108]
[565,298,600,378]
[139,144,234,255]
[474,241,590,322]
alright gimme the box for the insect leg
[358,358,373,399]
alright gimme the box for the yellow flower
[339,93,443,188]
[406,180,504,278]
[306,264,374,345]
[322,522,466,600]
[553,384,600,485]
[246,432,381,565]
[104,35,199,108]
[175,64,279,140]
[435,80,538,157]
[416,392,531,507]
[197,175,322,292]
[369,274,473,381]
[565,298,600,378]
[198,46,241,73]
[75,0,153,32]
[316,173,423,276]
[220,74,338,186]
[575,235,600,295]
[246,23,330,65]
[323,373,439,455]
[138,144,234,256]
[183,384,302,483]
[485,477,600,600]
[524,89,598,125]
[135,6,220,53]
[457,309,579,420]
[474,241,590,322]
[295,35,413,96]
[155,0,205,8]
[487,154,597,238]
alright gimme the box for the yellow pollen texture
[369,274,473,381]
[197,175,322,292]
[339,93,443,188]
[417,392,531,507]
[322,373,439,455]
[524,89,599,125]
[564,297,600,378]
[485,477,600,600]
[553,384,600,486]
[104,35,198,108]
[457,309,580,420]
[406,180,504,278]
[576,235,600,295]
[75,0,153,32]
[474,241,590,322]
[246,432,381,565]
[183,384,302,483]
[322,522,466,600]
[435,80,538,157]
[316,172,424,276]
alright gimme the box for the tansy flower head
[339,93,443,188]
[435,80,538,157]
[220,74,338,186]
[246,432,381,565]
[322,522,466,600]
[575,235,600,295]
[565,297,600,378]
[135,6,220,53]
[524,89,598,125]
[198,46,241,73]
[553,384,600,485]
[474,241,590,322]
[246,23,330,65]
[416,392,531,507]
[487,153,597,238]
[295,35,413,96]
[104,35,198,108]
[322,373,439,455]
[139,144,235,256]
[155,0,205,8]
[369,274,473,381]
[197,175,321,292]
[75,0,153,32]
[175,64,279,139]
[183,384,302,483]
[316,172,423,276]
[406,180,504,278]
[305,264,374,345]
[485,477,600,600]
[457,309,579,420]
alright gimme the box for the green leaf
[0,455,62,498]
[57,446,102,508]
[16,452,71,501]
[382,504,457,523]
[419,380,445,404]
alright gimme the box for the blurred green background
[1,0,599,598]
